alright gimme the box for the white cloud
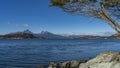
[7,22,29,28]
[23,24,29,27]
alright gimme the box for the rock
[79,52,120,68]
[48,62,60,68]
[36,65,44,68]
[47,60,85,68]
[37,52,120,68]
[61,61,71,68]
[61,60,86,68]
[70,60,87,68]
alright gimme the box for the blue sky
[0,0,116,35]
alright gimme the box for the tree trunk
[100,3,120,34]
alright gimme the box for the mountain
[0,29,118,39]
[0,30,40,39]
[23,29,33,34]
[69,35,82,39]
[0,30,68,39]
[96,32,115,36]
[69,35,104,39]
[106,33,120,39]
[35,31,68,39]
[3,33,37,39]
[0,35,3,39]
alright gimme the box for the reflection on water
[0,39,120,68]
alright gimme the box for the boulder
[79,52,120,68]
[48,62,60,68]
[61,60,86,68]
[70,60,86,68]
[47,60,86,68]
[37,52,120,68]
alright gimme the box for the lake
[0,39,120,68]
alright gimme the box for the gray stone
[79,52,120,68]
[61,61,71,68]
[38,52,120,68]
[48,62,60,68]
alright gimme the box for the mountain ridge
[0,30,118,39]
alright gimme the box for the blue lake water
[0,39,120,68]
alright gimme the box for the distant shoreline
[0,30,120,39]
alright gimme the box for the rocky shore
[37,52,120,68]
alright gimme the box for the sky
[0,0,116,35]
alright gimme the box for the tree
[50,0,120,34]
